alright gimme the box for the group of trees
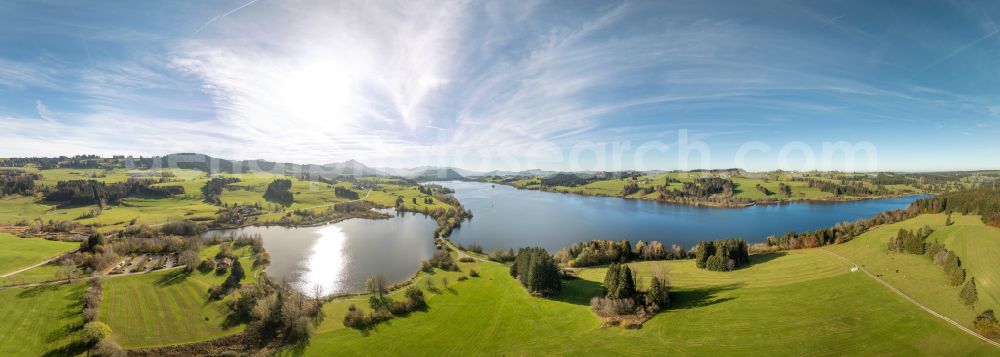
[925,242,968,287]
[603,263,636,299]
[509,247,561,296]
[754,184,772,196]
[201,177,241,204]
[555,240,632,267]
[334,186,359,200]
[807,179,881,196]
[44,179,181,206]
[554,240,690,268]
[0,170,38,196]
[487,247,516,262]
[694,238,750,272]
[887,226,933,254]
[343,284,427,330]
[778,182,792,197]
[590,263,670,328]
[421,249,459,272]
[660,177,735,199]
[231,281,324,345]
[263,179,294,206]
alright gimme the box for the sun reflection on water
[299,225,348,295]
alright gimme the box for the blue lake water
[439,181,927,252]
[204,181,925,295]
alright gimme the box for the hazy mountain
[412,168,464,181]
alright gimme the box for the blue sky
[1,0,998,172]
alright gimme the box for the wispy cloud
[1,0,999,171]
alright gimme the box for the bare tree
[57,260,77,283]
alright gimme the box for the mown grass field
[827,213,1000,327]
[291,248,996,355]
[0,232,79,275]
[0,282,87,356]
[101,245,259,348]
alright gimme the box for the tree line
[910,187,1000,227]
[554,239,692,268]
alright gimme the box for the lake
[438,181,927,252]
[203,181,925,296]
[202,210,437,295]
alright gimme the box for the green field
[101,246,259,348]
[0,168,454,233]
[0,262,83,286]
[291,249,996,355]
[532,172,921,203]
[0,282,87,356]
[0,232,79,275]
[827,213,1000,328]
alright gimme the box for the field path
[440,239,492,263]
[1,246,81,277]
[821,248,1000,349]
[0,255,61,277]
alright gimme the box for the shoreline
[476,180,927,208]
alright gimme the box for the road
[821,248,1000,349]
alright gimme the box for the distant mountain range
[149,153,555,179]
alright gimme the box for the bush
[369,308,393,324]
[458,257,474,263]
[343,305,368,329]
[404,286,425,309]
[428,250,459,271]
[81,321,112,345]
[91,339,126,357]
[198,258,216,272]
[975,310,1000,338]
[487,247,516,262]
[469,269,479,277]
[590,297,638,317]
[457,276,468,281]
[420,259,433,272]
[387,301,409,316]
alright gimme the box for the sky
[1,0,999,172]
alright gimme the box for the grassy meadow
[0,167,453,233]
[101,245,259,348]
[0,282,88,356]
[827,213,1000,328]
[290,248,996,356]
[0,232,79,275]
[529,172,921,202]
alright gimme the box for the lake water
[202,210,437,295]
[438,181,927,252]
[203,181,925,295]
